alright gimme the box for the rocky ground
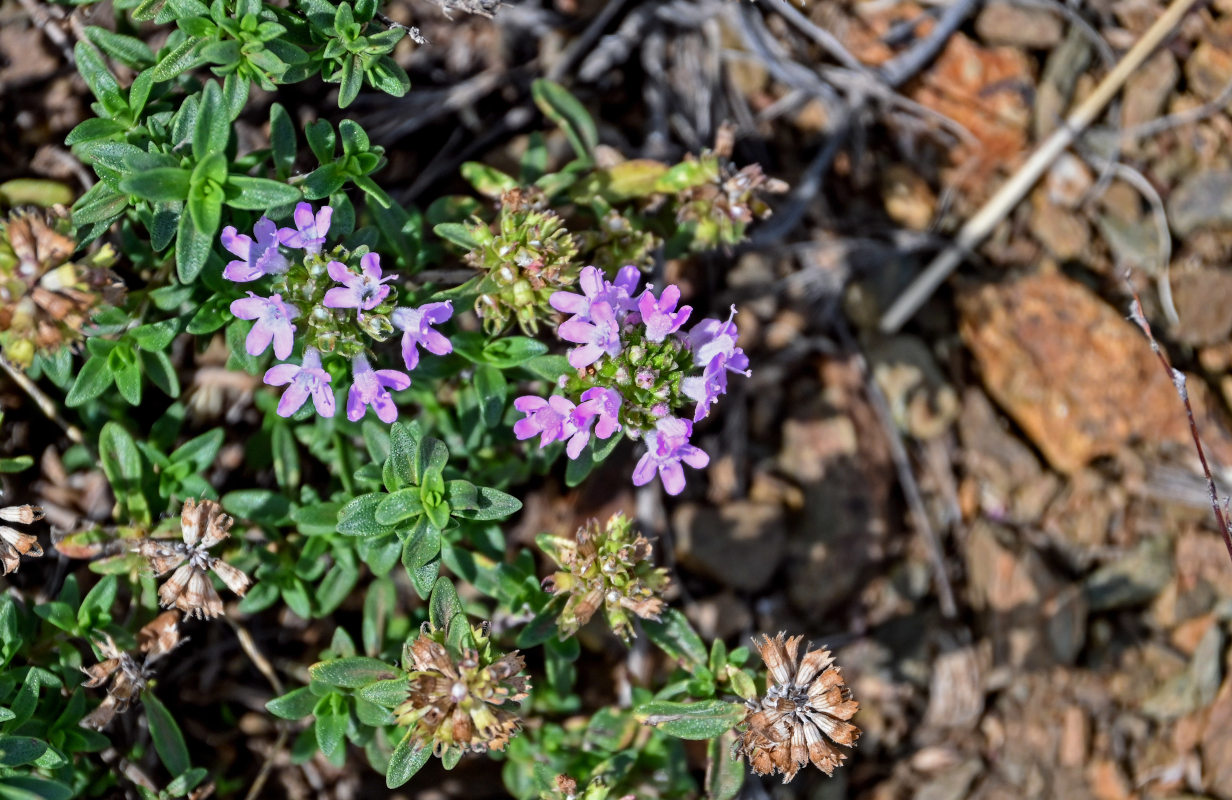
[5,0,1232,798]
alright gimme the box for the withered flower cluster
[0,206,122,368]
[0,503,44,575]
[464,187,581,335]
[81,611,182,729]
[537,512,670,643]
[394,621,530,756]
[133,498,251,619]
[733,633,860,783]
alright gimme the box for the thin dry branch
[1125,275,1232,570]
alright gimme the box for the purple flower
[346,355,410,424]
[631,416,709,496]
[221,217,289,282]
[277,203,333,254]
[579,386,622,439]
[323,253,394,318]
[558,301,622,368]
[264,348,335,418]
[687,305,749,372]
[390,301,453,371]
[637,285,692,343]
[513,395,584,450]
[550,265,642,320]
[229,292,300,360]
[563,386,623,458]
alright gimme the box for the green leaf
[474,364,506,428]
[337,55,362,108]
[305,118,336,165]
[385,731,430,788]
[460,162,518,198]
[411,437,448,486]
[144,693,190,776]
[73,41,124,112]
[633,700,745,739]
[432,222,480,250]
[374,488,423,526]
[111,346,142,405]
[149,35,204,82]
[643,609,708,671]
[64,356,112,407]
[314,696,347,759]
[337,493,392,537]
[99,422,150,524]
[225,176,302,210]
[309,657,400,689]
[482,336,549,368]
[706,731,745,800]
[0,776,73,800]
[221,489,290,525]
[358,678,407,708]
[531,79,598,162]
[131,317,182,351]
[141,349,181,397]
[0,456,33,474]
[176,205,213,282]
[266,686,317,720]
[84,26,155,68]
[77,575,116,629]
[291,502,344,536]
[401,522,440,571]
[269,103,297,179]
[0,736,48,767]
[428,576,462,631]
[119,168,191,202]
[454,486,521,521]
[194,80,231,160]
[169,428,223,473]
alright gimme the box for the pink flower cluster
[221,203,454,424]
[512,265,749,495]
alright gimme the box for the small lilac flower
[264,348,334,418]
[390,301,453,371]
[277,202,333,254]
[637,285,692,343]
[229,292,300,360]
[579,387,622,439]
[346,355,409,424]
[687,305,749,373]
[631,416,709,496]
[513,395,580,449]
[221,217,289,282]
[323,253,394,318]
[550,265,642,320]
[562,388,623,460]
[558,301,622,368]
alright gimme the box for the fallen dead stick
[879,0,1203,334]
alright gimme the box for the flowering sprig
[513,265,748,494]
[220,202,455,424]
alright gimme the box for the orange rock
[958,270,1232,472]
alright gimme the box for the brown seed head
[394,620,530,757]
[733,632,860,783]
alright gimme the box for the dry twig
[879,0,1204,334]
[1125,275,1232,570]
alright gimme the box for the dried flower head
[0,206,123,368]
[394,620,530,756]
[539,773,635,800]
[537,512,670,643]
[465,188,581,335]
[733,633,860,782]
[0,503,44,575]
[134,498,251,619]
[80,611,182,729]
